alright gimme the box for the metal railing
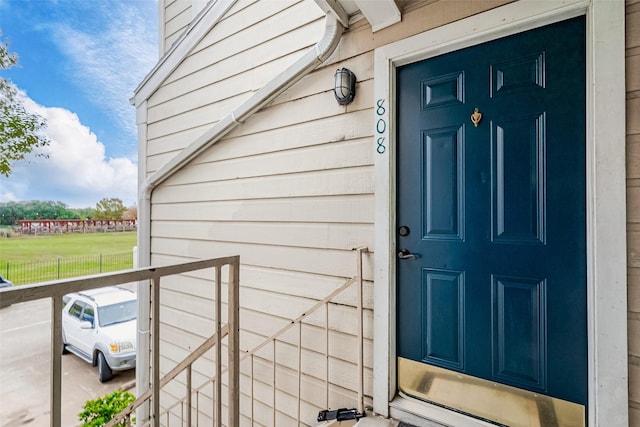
[2,252,134,285]
[238,246,368,425]
[0,256,240,427]
[107,256,240,427]
[109,247,368,426]
[1,247,368,427]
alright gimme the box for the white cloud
[0,94,137,208]
[0,191,18,203]
[0,0,158,208]
[49,1,157,143]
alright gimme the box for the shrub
[78,389,135,426]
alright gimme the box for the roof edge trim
[143,13,343,192]
[313,0,349,27]
[131,0,237,106]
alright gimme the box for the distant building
[16,219,137,234]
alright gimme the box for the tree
[0,32,50,177]
[0,201,83,225]
[122,205,137,220]
[94,198,126,220]
[70,207,95,220]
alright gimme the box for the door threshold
[396,358,585,427]
[390,393,499,427]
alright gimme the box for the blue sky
[0,0,158,208]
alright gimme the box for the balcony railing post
[228,258,240,427]
[186,365,192,427]
[325,303,329,409]
[355,247,366,415]
[297,322,302,424]
[215,265,222,426]
[51,295,63,427]
[151,273,161,427]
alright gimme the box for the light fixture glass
[334,68,356,105]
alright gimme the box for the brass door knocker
[471,108,482,127]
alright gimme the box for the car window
[98,300,137,327]
[68,302,84,319]
[81,305,95,327]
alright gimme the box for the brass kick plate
[398,358,585,427]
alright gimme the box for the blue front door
[396,16,587,416]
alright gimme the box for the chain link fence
[1,252,134,285]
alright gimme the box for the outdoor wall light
[334,68,356,105]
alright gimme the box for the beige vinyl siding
[164,0,301,84]
[163,0,192,52]
[146,0,520,424]
[146,0,325,174]
[628,0,640,425]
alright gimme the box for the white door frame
[372,1,627,426]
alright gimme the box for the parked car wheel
[97,352,113,383]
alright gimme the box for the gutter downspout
[136,11,344,423]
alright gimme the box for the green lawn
[0,232,137,285]
[0,231,137,262]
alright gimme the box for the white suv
[62,286,137,382]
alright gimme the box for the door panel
[396,16,587,419]
[422,268,464,370]
[491,113,546,244]
[422,126,464,241]
[492,275,546,389]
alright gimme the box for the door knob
[397,249,418,260]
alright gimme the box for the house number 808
[376,99,387,154]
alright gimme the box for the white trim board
[372,0,627,426]
[132,0,237,106]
